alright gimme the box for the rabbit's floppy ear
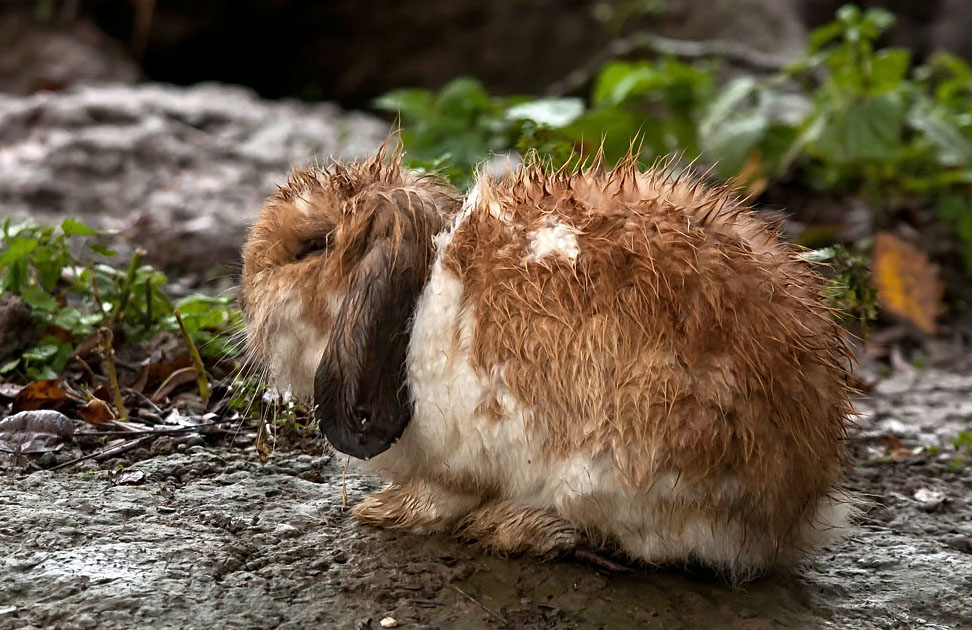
[314,193,434,459]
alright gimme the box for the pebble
[913,488,946,511]
[379,616,398,628]
[272,523,301,539]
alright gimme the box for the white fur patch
[293,190,313,216]
[266,293,326,401]
[527,218,579,262]
[458,182,481,225]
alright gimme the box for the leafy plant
[0,219,242,380]
[379,4,972,273]
[801,244,878,331]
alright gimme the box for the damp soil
[2,365,972,630]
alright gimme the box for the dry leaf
[12,379,71,413]
[872,232,944,334]
[131,353,192,393]
[109,468,147,486]
[78,398,115,424]
[0,410,75,454]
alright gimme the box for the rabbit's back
[370,160,855,577]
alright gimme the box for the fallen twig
[452,585,507,624]
[574,547,633,573]
[341,454,350,509]
[74,418,243,438]
[98,327,128,421]
[69,354,99,386]
[50,435,153,471]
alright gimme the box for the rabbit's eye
[294,233,333,261]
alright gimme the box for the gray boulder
[0,83,387,275]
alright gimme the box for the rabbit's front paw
[353,479,479,534]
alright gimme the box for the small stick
[124,386,165,414]
[98,327,128,421]
[50,435,153,471]
[74,419,245,438]
[150,366,196,401]
[254,413,271,465]
[69,354,99,385]
[574,547,633,574]
[452,585,506,624]
[341,455,350,509]
[173,309,210,407]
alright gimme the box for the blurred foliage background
[3,0,972,345]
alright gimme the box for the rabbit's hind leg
[455,501,580,558]
[353,479,480,535]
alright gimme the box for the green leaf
[808,22,843,53]
[869,49,911,93]
[864,7,895,33]
[908,106,972,167]
[0,358,19,374]
[437,78,493,120]
[23,342,60,361]
[373,88,434,119]
[698,78,770,175]
[26,365,58,381]
[89,244,117,257]
[0,237,38,267]
[21,285,60,313]
[51,307,83,332]
[811,94,905,163]
[938,195,972,274]
[592,61,646,106]
[80,312,105,326]
[559,108,650,162]
[60,218,98,236]
[504,98,584,127]
[703,114,768,177]
[798,247,836,263]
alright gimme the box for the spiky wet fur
[242,145,857,583]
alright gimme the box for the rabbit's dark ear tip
[316,406,407,460]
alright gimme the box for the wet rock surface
[1,80,970,628]
[1,367,971,630]
[0,83,387,275]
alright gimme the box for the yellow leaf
[872,232,944,334]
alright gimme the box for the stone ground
[1,365,971,630]
[1,83,971,629]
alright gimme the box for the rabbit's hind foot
[455,502,580,559]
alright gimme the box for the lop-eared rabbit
[241,144,855,581]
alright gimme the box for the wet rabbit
[241,144,856,580]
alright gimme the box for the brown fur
[241,144,855,578]
[240,143,461,402]
[442,155,854,554]
[456,503,580,558]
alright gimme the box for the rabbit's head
[241,145,460,458]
